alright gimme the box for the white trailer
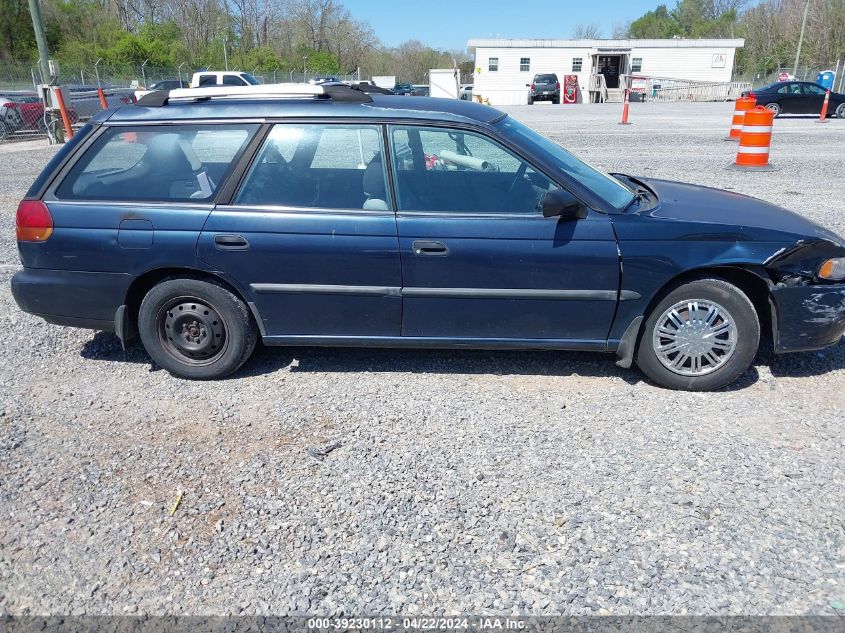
[429,68,460,99]
[371,75,396,90]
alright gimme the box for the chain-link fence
[737,63,843,91]
[0,59,369,144]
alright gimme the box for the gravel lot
[1,102,845,617]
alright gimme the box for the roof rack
[136,82,373,107]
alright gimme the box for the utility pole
[26,0,50,86]
[793,0,811,77]
[27,0,63,142]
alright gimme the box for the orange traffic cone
[619,88,631,125]
[818,89,830,124]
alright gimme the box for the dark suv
[12,84,845,390]
[528,74,560,104]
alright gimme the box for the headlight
[818,258,845,281]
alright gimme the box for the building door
[598,55,622,89]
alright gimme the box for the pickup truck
[190,71,261,88]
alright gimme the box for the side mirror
[542,188,588,220]
[525,83,531,87]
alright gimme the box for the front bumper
[771,282,845,353]
[11,267,132,331]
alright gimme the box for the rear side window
[55,124,258,202]
[234,123,388,210]
[198,74,217,86]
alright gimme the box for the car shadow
[79,332,844,390]
[80,331,643,383]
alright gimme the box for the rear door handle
[412,240,448,256]
[213,234,249,250]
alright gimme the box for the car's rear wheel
[765,102,781,117]
[635,278,760,391]
[836,102,845,119]
[138,277,257,380]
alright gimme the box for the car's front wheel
[836,102,845,119]
[635,278,760,391]
[138,277,257,380]
[764,102,781,117]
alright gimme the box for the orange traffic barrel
[729,106,775,171]
[726,95,756,141]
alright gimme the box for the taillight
[16,200,53,242]
[555,82,560,90]
[530,83,535,91]
[747,92,756,99]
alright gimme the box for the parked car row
[0,88,134,140]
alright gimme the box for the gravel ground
[1,103,845,617]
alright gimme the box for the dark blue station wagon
[12,84,845,390]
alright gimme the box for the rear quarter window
[54,124,258,202]
[26,123,95,198]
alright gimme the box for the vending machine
[563,75,578,104]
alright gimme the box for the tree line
[0,0,471,83]
[577,0,845,78]
[2,0,843,84]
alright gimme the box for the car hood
[632,177,845,246]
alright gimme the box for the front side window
[235,124,388,210]
[489,57,499,72]
[496,116,634,210]
[222,75,246,86]
[572,58,583,72]
[56,124,258,202]
[389,125,555,215]
[520,57,530,72]
[631,57,643,73]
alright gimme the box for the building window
[572,58,583,72]
[488,57,498,72]
[631,57,643,73]
[519,57,530,72]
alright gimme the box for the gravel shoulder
[1,104,844,616]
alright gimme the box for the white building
[468,38,745,105]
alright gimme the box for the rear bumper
[531,92,559,101]
[771,283,845,353]
[11,267,132,331]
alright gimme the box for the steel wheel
[765,102,780,117]
[652,299,737,377]
[157,296,228,366]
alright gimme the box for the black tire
[528,98,534,105]
[138,277,257,380]
[836,102,845,119]
[552,96,560,105]
[635,278,760,391]
[0,122,9,141]
[765,102,781,117]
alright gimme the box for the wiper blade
[624,188,649,211]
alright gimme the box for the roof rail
[136,82,373,107]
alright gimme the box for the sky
[344,0,664,51]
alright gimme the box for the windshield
[240,73,261,85]
[497,116,635,210]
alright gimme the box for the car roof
[96,94,507,126]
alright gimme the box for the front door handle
[412,240,448,256]
[213,234,249,251]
